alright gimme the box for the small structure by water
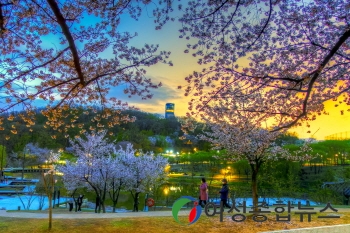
[0,177,39,195]
[0,177,55,210]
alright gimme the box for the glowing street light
[335,154,338,165]
[227,166,232,178]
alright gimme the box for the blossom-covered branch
[179,0,350,132]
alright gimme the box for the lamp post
[21,147,28,180]
[336,154,338,165]
[0,139,5,183]
[345,153,348,165]
[164,186,169,207]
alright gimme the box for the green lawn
[0,212,350,233]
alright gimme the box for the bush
[309,189,342,205]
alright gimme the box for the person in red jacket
[199,177,208,208]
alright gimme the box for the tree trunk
[49,194,52,230]
[251,169,258,211]
[102,182,107,213]
[101,201,105,213]
[113,201,117,213]
[112,188,121,213]
[250,161,261,212]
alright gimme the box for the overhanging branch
[46,0,85,86]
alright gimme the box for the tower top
[165,103,175,118]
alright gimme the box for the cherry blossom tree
[59,130,116,213]
[59,131,167,213]
[107,149,132,213]
[8,142,50,179]
[0,0,174,139]
[108,161,127,213]
[194,92,312,210]
[118,144,168,212]
[59,130,168,213]
[25,143,51,163]
[179,0,350,132]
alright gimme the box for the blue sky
[3,3,350,140]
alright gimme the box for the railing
[3,167,50,173]
[145,188,343,211]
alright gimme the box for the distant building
[165,103,175,119]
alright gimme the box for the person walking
[219,178,231,208]
[77,194,84,211]
[199,177,208,208]
[68,196,74,212]
[95,196,100,213]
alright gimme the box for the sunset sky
[11,7,348,141]
[102,11,349,140]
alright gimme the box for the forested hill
[0,108,210,153]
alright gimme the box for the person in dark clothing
[219,178,231,208]
[95,196,100,213]
[77,194,84,211]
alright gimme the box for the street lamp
[345,153,348,165]
[336,154,338,165]
[21,147,28,180]
[164,186,169,207]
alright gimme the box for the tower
[165,103,175,119]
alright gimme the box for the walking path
[0,207,349,219]
[0,210,189,219]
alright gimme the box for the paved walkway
[0,210,190,219]
[0,207,349,219]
